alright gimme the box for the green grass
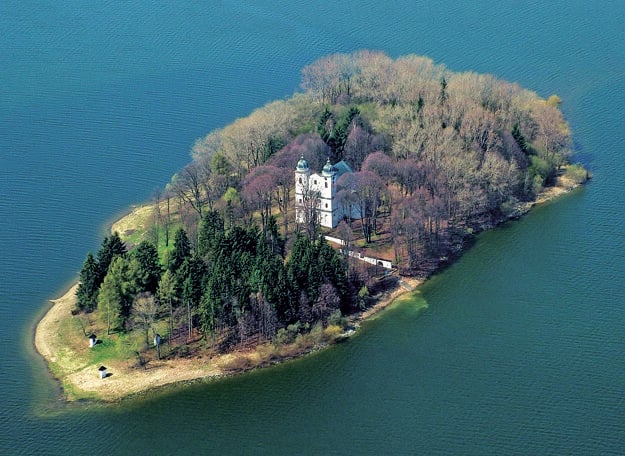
[62,379,102,402]
[86,330,149,367]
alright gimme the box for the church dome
[322,158,336,176]
[296,155,309,171]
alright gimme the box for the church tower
[319,158,338,227]
[294,156,356,229]
[294,155,310,224]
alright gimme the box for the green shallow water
[2,0,624,454]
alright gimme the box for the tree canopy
[75,51,580,357]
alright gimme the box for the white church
[295,156,359,228]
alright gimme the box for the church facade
[295,156,358,229]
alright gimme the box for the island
[35,51,588,402]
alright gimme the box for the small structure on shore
[88,334,97,348]
[154,333,162,360]
[98,366,108,379]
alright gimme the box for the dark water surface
[2,1,624,454]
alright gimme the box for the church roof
[321,158,353,177]
[333,160,353,177]
[296,155,309,171]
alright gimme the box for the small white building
[295,156,359,228]
[98,366,108,379]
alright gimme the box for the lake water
[2,0,624,454]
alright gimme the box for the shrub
[309,323,325,344]
[564,164,589,185]
[357,286,369,310]
[323,325,343,342]
[273,321,302,346]
[223,354,253,372]
[274,328,292,345]
[327,309,343,327]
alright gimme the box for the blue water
[2,0,625,454]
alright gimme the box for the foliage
[357,285,369,310]
[183,51,580,272]
[129,241,162,294]
[169,228,191,273]
[76,233,126,313]
[197,210,225,259]
[564,164,589,185]
[78,51,585,360]
[96,232,127,285]
[98,256,134,334]
[75,253,99,312]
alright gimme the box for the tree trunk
[187,300,192,342]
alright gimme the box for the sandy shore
[34,276,419,402]
[35,284,227,401]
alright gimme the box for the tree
[148,188,163,247]
[132,292,159,346]
[396,159,425,196]
[272,167,293,234]
[263,215,284,257]
[129,241,162,294]
[96,232,126,286]
[313,282,341,326]
[439,75,448,106]
[169,228,191,273]
[301,53,358,104]
[76,252,99,312]
[179,257,206,342]
[336,170,385,243]
[251,291,278,341]
[317,106,361,161]
[361,151,395,182]
[98,256,134,334]
[269,133,330,174]
[171,161,208,220]
[159,186,174,247]
[158,269,178,344]
[197,210,225,259]
[199,276,219,343]
[242,166,279,231]
[297,184,321,239]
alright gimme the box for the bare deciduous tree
[132,292,159,346]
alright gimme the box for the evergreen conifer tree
[76,252,99,312]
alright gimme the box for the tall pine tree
[75,252,99,312]
[169,228,191,273]
[129,240,162,294]
[96,232,126,286]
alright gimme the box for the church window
[325,181,328,188]
[314,179,317,185]
[325,203,328,208]
[298,177,302,184]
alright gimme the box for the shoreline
[33,175,583,403]
[34,275,421,403]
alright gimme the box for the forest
[74,51,584,359]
